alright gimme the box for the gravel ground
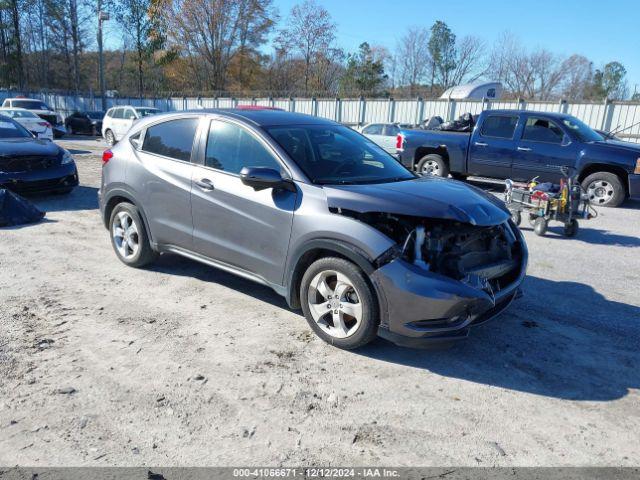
[0,136,639,466]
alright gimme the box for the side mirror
[240,167,295,192]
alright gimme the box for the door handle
[517,147,532,152]
[195,178,215,191]
[474,142,488,147]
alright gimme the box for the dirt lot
[1,136,639,467]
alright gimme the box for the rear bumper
[0,162,78,194]
[372,228,528,348]
[629,174,640,199]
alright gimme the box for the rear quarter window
[481,115,518,139]
[141,118,199,162]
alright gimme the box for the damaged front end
[331,207,528,347]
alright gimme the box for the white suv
[1,97,65,138]
[102,106,160,145]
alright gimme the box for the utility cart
[504,167,595,237]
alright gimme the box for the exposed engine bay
[332,208,522,294]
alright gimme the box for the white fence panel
[273,98,291,110]
[316,99,336,120]
[609,103,640,143]
[364,100,390,123]
[294,98,313,115]
[394,100,419,124]
[566,102,606,129]
[340,99,361,124]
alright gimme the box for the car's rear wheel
[105,129,116,147]
[582,172,625,208]
[300,257,379,349]
[416,154,449,177]
[109,202,157,268]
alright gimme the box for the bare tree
[276,0,336,95]
[395,27,430,96]
[162,0,274,91]
[561,54,593,100]
[450,35,486,86]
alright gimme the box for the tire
[533,217,548,236]
[582,172,625,208]
[510,210,522,226]
[300,257,379,350]
[528,213,538,227]
[109,202,158,268]
[416,154,449,177]
[564,219,579,237]
[105,129,116,147]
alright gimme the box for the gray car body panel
[99,109,528,347]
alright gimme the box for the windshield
[266,124,416,185]
[0,117,34,139]
[1,109,38,119]
[135,108,159,117]
[87,111,104,119]
[562,116,603,142]
[12,100,51,110]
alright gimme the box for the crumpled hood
[324,176,510,226]
[0,138,61,160]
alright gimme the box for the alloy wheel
[586,180,614,205]
[306,270,363,339]
[421,160,442,176]
[112,211,139,260]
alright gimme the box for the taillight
[102,150,113,165]
[396,133,405,151]
[38,122,50,127]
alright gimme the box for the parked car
[99,109,527,349]
[0,114,78,194]
[359,122,412,155]
[397,110,640,207]
[0,108,53,141]
[65,111,105,135]
[1,97,66,138]
[102,106,160,145]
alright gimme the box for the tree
[0,0,25,88]
[276,0,336,94]
[161,0,275,92]
[593,61,628,100]
[561,54,593,100]
[395,27,430,96]
[428,20,456,92]
[339,42,387,96]
[450,35,486,86]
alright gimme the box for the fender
[101,185,156,246]
[284,238,387,312]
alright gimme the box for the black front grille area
[0,156,57,173]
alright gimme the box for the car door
[380,124,402,155]
[120,108,137,139]
[190,118,297,286]
[512,115,578,182]
[133,116,202,249]
[467,113,519,179]
[109,108,123,137]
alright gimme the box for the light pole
[97,5,109,111]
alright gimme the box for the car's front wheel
[582,172,625,208]
[109,202,158,268]
[300,257,379,349]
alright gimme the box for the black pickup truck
[396,109,640,207]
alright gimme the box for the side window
[205,120,281,174]
[141,118,199,162]
[480,115,518,139]
[522,117,564,144]
[123,108,136,120]
[105,109,113,118]
[112,108,124,119]
[363,124,383,135]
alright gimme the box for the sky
[273,0,640,93]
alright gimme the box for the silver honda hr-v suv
[99,108,527,349]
